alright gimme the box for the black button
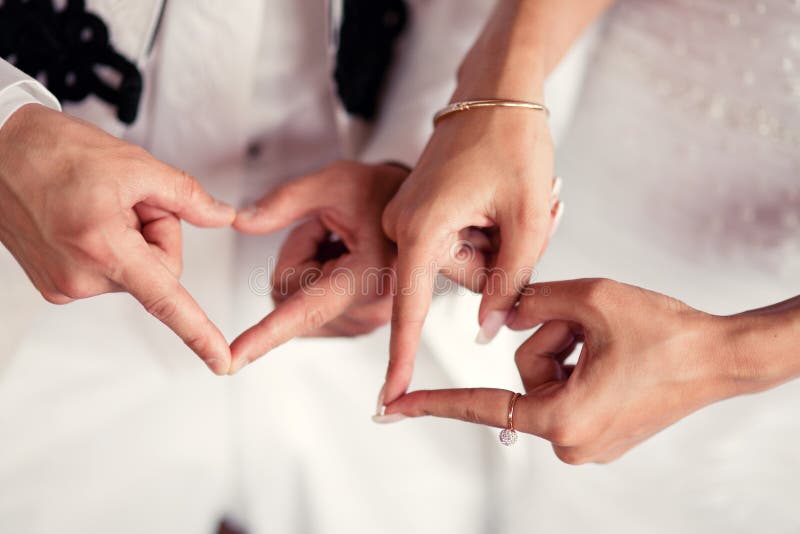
[247,142,262,159]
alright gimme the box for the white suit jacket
[0,0,594,384]
[0,2,596,532]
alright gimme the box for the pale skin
[0,1,610,379]
[382,280,800,464]
[379,0,615,409]
[0,104,236,374]
[231,163,561,372]
[2,1,796,467]
[229,161,407,373]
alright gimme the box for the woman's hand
[381,279,792,464]
[380,105,556,407]
[376,0,613,410]
[229,161,408,373]
[0,104,236,374]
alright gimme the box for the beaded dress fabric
[560,0,800,279]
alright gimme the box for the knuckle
[390,313,424,329]
[553,446,591,466]
[116,145,154,176]
[462,406,481,425]
[72,228,115,268]
[51,272,95,300]
[513,345,529,368]
[120,143,151,162]
[412,391,435,417]
[304,306,327,331]
[393,209,437,246]
[581,278,615,307]
[174,170,199,204]
[381,199,400,239]
[40,289,72,305]
[270,182,304,212]
[545,406,590,446]
[512,201,546,229]
[143,294,179,323]
[547,423,573,446]
[460,390,483,424]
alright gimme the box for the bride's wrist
[431,96,552,150]
[452,59,546,104]
[718,309,800,396]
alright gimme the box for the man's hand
[0,104,236,374]
[229,161,408,373]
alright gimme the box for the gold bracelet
[433,99,549,127]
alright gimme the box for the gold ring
[499,392,521,446]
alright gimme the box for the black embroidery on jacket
[334,0,408,121]
[0,0,144,124]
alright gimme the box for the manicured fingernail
[550,176,564,207]
[372,413,408,424]
[505,307,518,326]
[476,310,509,345]
[375,383,386,416]
[228,357,249,375]
[549,201,565,239]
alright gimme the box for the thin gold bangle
[433,99,549,127]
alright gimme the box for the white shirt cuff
[0,60,61,131]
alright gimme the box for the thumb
[138,162,235,228]
[234,173,334,234]
[508,278,604,331]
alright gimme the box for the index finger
[380,238,439,408]
[234,171,340,235]
[382,388,558,439]
[114,235,231,375]
[229,271,357,372]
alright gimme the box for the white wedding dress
[504,1,800,532]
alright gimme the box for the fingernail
[375,383,386,416]
[215,199,236,212]
[549,201,565,239]
[211,201,236,223]
[505,307,518,326]
[550,176,564,207]
[372,413,408,424]
[237,206,259,220]
[205,358,223,374]
[228,357,249,375]
[475,310,509,345]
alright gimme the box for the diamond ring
[499,392,522,446]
